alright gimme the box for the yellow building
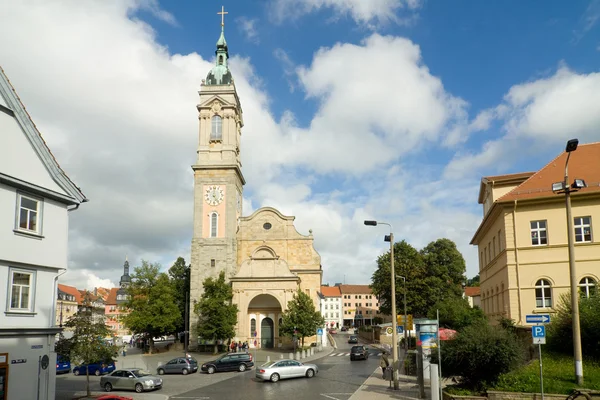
[471,142,600,326]
[188,15,322,350]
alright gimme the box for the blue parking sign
[317,328,323,335]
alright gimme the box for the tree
[279,289,324,347]
[466,274,480,287]
[61,293,117,397]
[122,260,181,353]
[194,271,238,354]
[427,297,487,330]
[169,256,190,335]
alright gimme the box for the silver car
[255,359,318,382]
[100,368,163,393]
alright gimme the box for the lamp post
[364,220,399,390]
[399,276,407,349]
[551,138,585,386]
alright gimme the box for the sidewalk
[349,368,429,400]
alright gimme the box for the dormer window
[211,115,222,141]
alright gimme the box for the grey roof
[0,66,86,204]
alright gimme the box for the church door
[261,318,274,349]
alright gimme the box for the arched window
[579,277,596,298]
[535,279,552,308]
[210,212,218,238]
[211,115,222,141]
[250,318,256,337]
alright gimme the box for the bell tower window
[210,212,218,237]
[211,115,222,141]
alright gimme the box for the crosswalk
[329,352,382,357]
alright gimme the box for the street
[55,333,382,400]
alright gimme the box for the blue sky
[1,0,599,289]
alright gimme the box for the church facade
[189,16,322,350]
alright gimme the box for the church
[188,10,323,350]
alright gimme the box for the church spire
[205,6,232,85]
[119,257,131,288]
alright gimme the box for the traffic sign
[317,328,323,335]
[532,325,546,345]
[397,326,404,334]
[526,314,550,324]
[397,314,414,330]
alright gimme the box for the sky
[1,0,600,290]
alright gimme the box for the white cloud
[269,0,421,27]
[273,48,297,92]
[237,16,259,44]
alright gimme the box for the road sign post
[532,325,546,400]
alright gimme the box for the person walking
[380,352,390,379]
[230,341,236,353]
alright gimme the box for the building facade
[105,259,131,338]
[319,285,342,330]
[339,285,381,327]
[471,143,599,325]
[0,66,86,400]
[189,17,322,350]
[56,284,80,329]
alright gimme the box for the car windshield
[352,346,363,351]
[132,369,152,377]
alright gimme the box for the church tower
[189,8,245,349]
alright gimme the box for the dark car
[350,345,369,361]
[201,352,254,374]
[56,355,71,374]
[157,357,198,375]
[347,335,358,344]
[73,361,116,376]
[340,327,347,332]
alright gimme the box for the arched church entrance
[248,294,282,349]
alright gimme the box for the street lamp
[364,220,399,390]
[399,276,408,349]
[551,138,585,386]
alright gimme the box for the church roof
[205,18,232,85]
[320,286,341,297]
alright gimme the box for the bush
[547,292,600,360]
[436,322,523,390]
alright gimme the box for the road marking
[320,394,353,400]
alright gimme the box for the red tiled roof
[95,287,111,301]
[320,286,341,297]
[464,287,481,297]
[58,284,82,303]
[338,285,373,295]
[483,172,536,181]
[105,288,119,305]
[498,142,600,202]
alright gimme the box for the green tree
[194,271,238,354]
[279,289,324,347]
[62,293,117,397]
[169,256,190,335]
[427,297,487,330]
[466,274,480,287]
[122,260,181,353]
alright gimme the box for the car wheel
[207,366,216,374]
[238,364,246,372]
[270,373,280,382]
[182,368,189,375]
[350,356,354,361]
[104,383,112,392]
[135,383,144,393]
[95,369,101,376]
[74,369,80,376]
[158,368,165,375]
[306,369,315,378]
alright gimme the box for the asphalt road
[170,333,381,400]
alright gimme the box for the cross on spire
[218,6,228,27]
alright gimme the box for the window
[211,259,215,267]
[250,318,256,336]
[574,217,592,243]
[484,246,487,265]
[210,212,218,237]
[493,237,496,258]
[535,279,552,308]
[498,230,503,252]
[9,269,35,312]
[530,221,547,246]
[579,277,596,298]
[17,194,41,233]
[211,115,222,141]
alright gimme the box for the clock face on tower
[205,185,224,206]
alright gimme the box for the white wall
[0,184,69,268]
[0,113,67,195]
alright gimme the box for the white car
[255,359,318,382]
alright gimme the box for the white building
[0,66,86,400]
[319,285,343,330]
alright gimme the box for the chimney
[94,287,97,296]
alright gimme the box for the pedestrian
[237,342,242,353]
[380,352,389,379]
[230,341,236,353]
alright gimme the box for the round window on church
[263,222,272,230]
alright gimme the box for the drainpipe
[512,200,523,325]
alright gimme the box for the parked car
[347,335,358,344]
[56,355,71,374]
[340,326,347,332]
[157,357,198,375]
[350,345,369,361]
[73,361,116,376]
[201,352,254,374]
[255,359,318,382]
[329,329,337,334]
[100,368,162,393]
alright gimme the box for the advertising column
[415,319,438,382]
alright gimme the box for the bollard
[302,349,306,359]
[266,356,270,363]
[318,344,323,352]
[430,364,440,400]
[280,354,284,359]
[289,352,293,359]
[295,351,300,360]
